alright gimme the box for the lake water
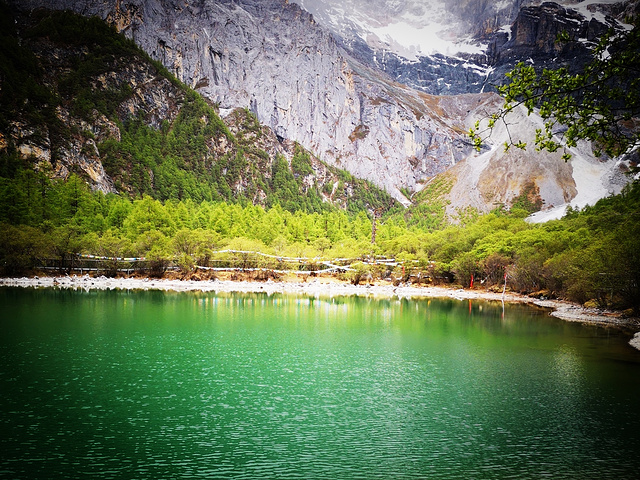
[1,287,639,479]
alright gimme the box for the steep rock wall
[15,0,473,202]
[2,7,397,210]
[11,0,632,216]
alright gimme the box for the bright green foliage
[471,25,640,160]
[100,93,232,202]
[291,144,314,177]
[269,156,302,211]
[1,170,639,310]
[510,182,543,214]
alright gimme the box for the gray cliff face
[15,0,474,202]
[3,6,389,209]
[10,0,633,216]
[493,2,612,64]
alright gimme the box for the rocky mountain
[293,0,517,60]
[294,1,634,95]
[0,7,395,213]
[422,94,632,222]
[11,0,479,204]
[7,0,636,219]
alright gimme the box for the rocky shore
[2,274,639,350]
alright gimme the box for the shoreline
[2,274,639,350]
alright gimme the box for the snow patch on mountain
[527,150,631,223]
[294,1,632,62]
[572,0,629,25]
[437,95,632,221]
[352,12,486,59]
[293,0,487,60]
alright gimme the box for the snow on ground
[458,104,630,224]
[569,0,630,25]
[527,152,624,223]
[526,205,568,223]
[294,0,487,60]
[498,24,512,41]
[360,17,486,59]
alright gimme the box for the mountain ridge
[7,0,636,218]
[306,0,632,96]
[12,0,480,203]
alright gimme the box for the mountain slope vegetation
[2,169,639,312]
[0,6,395,213]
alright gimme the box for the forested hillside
[0,7,394,212]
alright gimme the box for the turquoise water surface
[1,287,639,479]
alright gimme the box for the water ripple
[1,289,639,479]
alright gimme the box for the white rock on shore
[0,275,526,301]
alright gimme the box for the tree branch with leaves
[470,25,640,161]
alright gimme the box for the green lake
[1,287,639,479]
